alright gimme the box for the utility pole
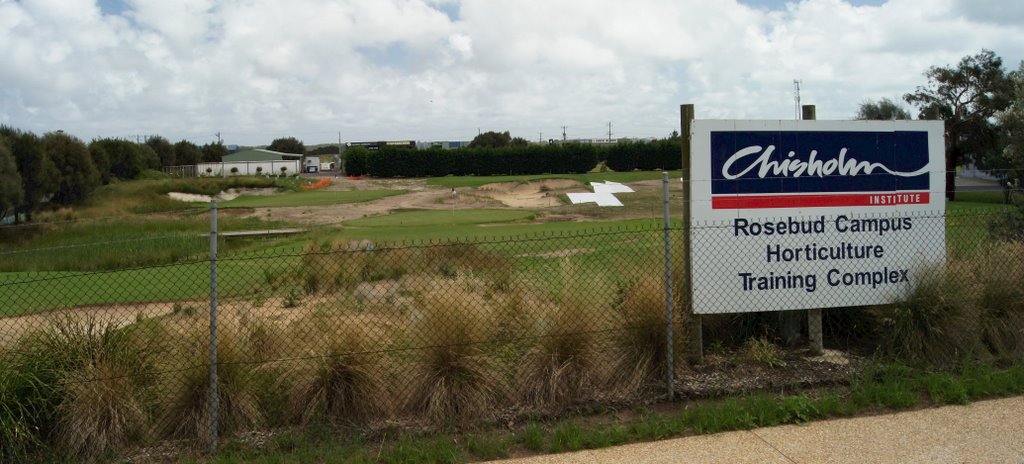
[215,132,222,145]
[338,131,345,176]
[793,80,802,120]
[538,132,542,143]
[561,125,567,142]
[607,121,612,142]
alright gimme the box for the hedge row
[351,144,597,178]
[343,140,682,178]
[605,139,682,172]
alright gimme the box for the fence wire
[2,207,1024,458]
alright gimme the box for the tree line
[339,136,682,179]
[0,128,229,223]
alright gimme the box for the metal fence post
[662,172,675,400]
[209,200,219,453]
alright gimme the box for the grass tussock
[971,242,1024,359]
[875,266,978,366]
[518,300,604,409]
[0,364,44,461]
[742,337,787,368]
[404,288,507,425]
[299,241,511,294]
[5,316,156,459]
[161,328,264,446]
[54,358,149,458]
[609,276,675,393]
[288,323,392,426]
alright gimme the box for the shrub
[971,242,1024,360]
[55,359,149,457]
[229,167,238,175]
[300,241,510,294]
[609,276,675,393]
[0,364,44,461]
[7,316,157,459]
[742,337,786,368]
[874,266,978,366]
[161,329,264,446]
[403,288,507,425]
[518,300,603,409]
[288,323,391,426]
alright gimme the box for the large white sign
[690,120,946,314]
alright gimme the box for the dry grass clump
[874,265,979,366]
[742,336,787,368]
[161,329,264,446]
[403,288,508,425]
[288,322,392,426]
[55,359,148,458]
[609,276,674,393]
[9,316,157,459]
[971,242,1024,360]
[300,241,513,295]
[518,300,604,409]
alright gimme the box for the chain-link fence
[2,205,1024,459]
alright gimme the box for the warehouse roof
[222,149,302,162]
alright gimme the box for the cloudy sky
[1,0,1022,146]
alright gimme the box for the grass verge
[179,361,1024,463]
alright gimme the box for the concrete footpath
[489,396,1024,464]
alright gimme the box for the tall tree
[855,98,912,120]
[904,49,1013,200]
[994,61,1024,202]
[89,142,111,184]
[42,132,99,205]
[90,138,144,180]
[138,144,160,170]
[145,135,175,167]
[0,136,25,221]
[201,142,229,162]
[469,130,512,148]
[0,126,58,222]
[268,137,305,154]
[173,140,202,166]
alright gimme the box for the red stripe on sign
[712,192,930,209]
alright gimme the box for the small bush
[971,243,1024,360]
[518,301,603,409]
[404,289,507,425]
[7,316,157,459]
[288,323,391,426]
[742,337,786,368]
[55,359,149,457]
[161,329,265,446]
[874,266,978,366]
[609,276,675,393]
[0,365,44,461]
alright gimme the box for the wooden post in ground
[680,104,702,364]
[802,104,824,355]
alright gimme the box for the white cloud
[0,0,1022,145]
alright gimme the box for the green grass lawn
[1,176,1019,317]
[219,189,406,208]
[427,171,681,188]
[343,209,535,228]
